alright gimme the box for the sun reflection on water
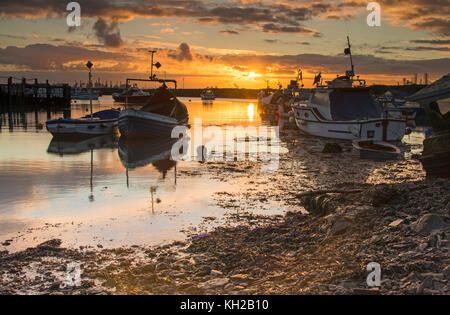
[247,103,254,122]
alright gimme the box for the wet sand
[1,129,449,295]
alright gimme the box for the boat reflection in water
[118,136,178,188]
[47,134,118,155]
[47,135,118,202]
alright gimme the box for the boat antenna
[344,36,355,78]
[149,50,162,80]
[297,69,304,87]
[86,61,93,119]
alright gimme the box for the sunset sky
[0,0,449,88]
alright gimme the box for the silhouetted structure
[0,77,71,109]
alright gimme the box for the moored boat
[352,140,401,160]
[291,37,406,142]
[291,80,406,141]
[200,89,215,101]
[46,109,121,137]
[118,83,189,138]
[71,88,99,100]
[112,85,153,104]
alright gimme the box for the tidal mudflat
[1,127,448,295]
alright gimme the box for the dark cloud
[93,18,123,47]
[262,23,321,36]
[168,43,193,61]
[232,65,248,72]
[342,0,450,35]
[376,45,450,53]
[219,29,240,35]
[410,18,450,36]
[1,0,447,36]
[410,39,450,45]
[0,43,132,71]
[0,33,28,40]
[405,46,450,52]
[0,0,335,36]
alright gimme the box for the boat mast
[149,50,161,80]
[346,36,355,78]
[86,61,93,119]
[149,50,156,79]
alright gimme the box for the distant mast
[344,36,355,78]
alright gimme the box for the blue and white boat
[47,61,120,138]
[46,109,121,137]
[118,84,189,138]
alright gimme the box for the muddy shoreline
[1,130,449,295]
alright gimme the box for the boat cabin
[297,87,383,122]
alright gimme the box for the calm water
[0,96,286,251]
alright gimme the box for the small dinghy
[118,83,189,138]
[46,109,121,138]
[352,140,401,160]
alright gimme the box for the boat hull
[46,119,118,137]
[118,109,188,138]
[293,106,406,141]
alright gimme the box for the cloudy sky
[0,0,449,88]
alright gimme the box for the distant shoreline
[94,85,427,99]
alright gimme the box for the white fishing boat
[291,37,406,142]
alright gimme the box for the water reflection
[118,137,176,171]
[0,96,277,251]
[47,135,118,155]
[118,137,178,189]
[248,103,254,122]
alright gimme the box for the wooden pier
[0,77,71,110]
